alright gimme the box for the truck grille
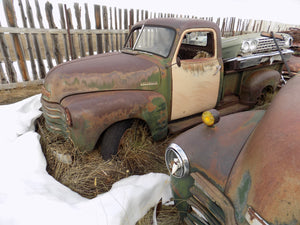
[41,98,68,136]
[183,172,236,225]
[255,37,285,53]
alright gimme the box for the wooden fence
[0,0,298,88]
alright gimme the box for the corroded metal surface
[240,69,281,105]
[57,90,168,152]
[285,55,300,73]
[43,52,162,102]
[225,75,300,225]
[170,110,265,191]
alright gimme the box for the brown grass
[36,117,181,224]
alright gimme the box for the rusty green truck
[41,18,293,159]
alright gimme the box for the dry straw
[37,117,181,224]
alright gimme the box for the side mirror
[176,56,181,67]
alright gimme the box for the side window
[178,31,215,60]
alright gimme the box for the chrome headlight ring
[241,39,258,54]
[241,40,251,54]
[165,143,189,178]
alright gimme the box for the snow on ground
[0,94,172,225]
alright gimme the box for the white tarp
[0,94,172,225]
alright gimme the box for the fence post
[3,0,29,81]
[64,5,77,60]
[0,23,17,83]
[119,8,123,48]
[74,3,86,58]
[18,0,38,80]
[46,2,63,65]
[35,0,53,69]
[25,0,46,79]
[102,6,109,53]
[85,3,93,55]
[109,7,115,51]
[95,5,103,54]
[124,9,128,41]
[0,60,8,84]
[58,4,69,61]
[114,7,119,51]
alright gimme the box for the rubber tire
[100,120,133,160]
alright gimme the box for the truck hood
[42,52,161,102]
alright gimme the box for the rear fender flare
[240,69,281,105]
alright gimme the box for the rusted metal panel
[240,69,281,105]
[56,90,168,152]
[225,75,300,225]
[170,110,265,191]
[43,52,162,102]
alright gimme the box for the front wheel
[99,120,133,160]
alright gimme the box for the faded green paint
[274,218,299,225]
[236,171,251,223]
[142,96,168,141]
[170,175,194,219]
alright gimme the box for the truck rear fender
[239,69,281,105]
[61,91,168,152]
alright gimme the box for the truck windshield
[124,26,175,57]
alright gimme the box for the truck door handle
[214,65,221,76]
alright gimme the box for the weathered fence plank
[119,8,123,49]
[74,3,86,57]
[124,9,128,41]
[3,0,29,81]
[35,0,53,69]
[102,6,109,53]
[59,3,69,61]
[114,7,119,51]
[26,0,46,79]
[65,5,77,60]
[46,2,63,65]
[95,5,103,54]
[109,7,115,51]
[85,3,93,55]
[0,23,18,83]
[0,61,8,84]
[18,0,38,80]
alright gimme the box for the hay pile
[37,117,181,224]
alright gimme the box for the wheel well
[94,118,148,151]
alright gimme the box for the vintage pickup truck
[41,18,293,159]
[165,75,300,225]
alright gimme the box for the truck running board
[168,103,251,134]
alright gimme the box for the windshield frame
[123,25,176,58]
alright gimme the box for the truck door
[171,29,221,120]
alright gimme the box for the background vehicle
[41,18,293,159]
[165,75,300,225]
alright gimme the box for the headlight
[249,40,258,51]
[241,41,250,53]
[284,37,293,48]
[241,40,258,54]
[165,143,189,178]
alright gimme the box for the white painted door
[171,29,221,120]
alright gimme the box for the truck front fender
[240,69,281,105]
[61,91,168,152]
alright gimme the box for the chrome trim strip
[224,49,293,63]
